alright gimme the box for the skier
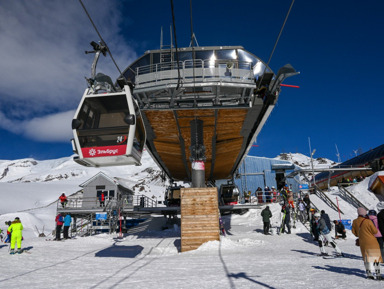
[280,203,291,234]
[314,212,343,257]
[8,217,23,254]
[303,194,311,220]
[63,213,72,239]
[261,206,273,235]
[310,209,319,241]
[298,200,306,222]
[352,207,382,280]
[55,213,64,241]
[321,210,332,231]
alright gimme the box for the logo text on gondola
[82,145,126,158]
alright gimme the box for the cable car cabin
[219,182,240,205]
[164,184,184,206]
[71,85,146,167]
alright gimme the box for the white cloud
[0,0,138,138]
[0,110,75,142]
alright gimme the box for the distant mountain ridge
[0,152,337,184]
[274,152,337,169]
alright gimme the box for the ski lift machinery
[71,41,146,167]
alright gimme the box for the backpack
[59,215,64,223]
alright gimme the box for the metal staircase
[337,184,368,210]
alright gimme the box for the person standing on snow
[320,210,332,231]
[63,213,72,239]
[368,209,384,265]
[352,207,382,280]
[8,217,23,254]
[261,206,273,235]
[314,212,343,257]
[4,221,12,243]
[303,194,311,220]
[377,202,384,262]
[55,213,64,241]
[281,204,291,234]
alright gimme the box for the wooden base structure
[180,188,220,252]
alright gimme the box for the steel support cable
[257,0,295,88]
[170,0,182,90]
[78,0,125,80]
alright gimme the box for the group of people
[352,203,384,280]
[55,213,72,241]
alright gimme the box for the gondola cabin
[71,85,146,167]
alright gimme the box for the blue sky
[0,0,383,162]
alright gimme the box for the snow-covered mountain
[274,152,338,169]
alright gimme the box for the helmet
[314,212,321,218]
[368,209,377,216]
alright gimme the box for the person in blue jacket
[63,213,72,239]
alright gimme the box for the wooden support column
[180,187,220,252]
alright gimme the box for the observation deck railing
[135,59,255,88]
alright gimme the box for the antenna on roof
[335,144,341,163]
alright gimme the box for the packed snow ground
[0,153,383,288]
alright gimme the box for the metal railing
[133,195,157,208]
[337,184,368,210]
[57,196,134,210]
[313,186,344,214]
[135,59,254,88]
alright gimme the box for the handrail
[135,59,254,87]
[313,186,344,214]
[337,184,368,210]
[133,195,157,208]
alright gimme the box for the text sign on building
[299,184,309,190]
[96,212,108,220]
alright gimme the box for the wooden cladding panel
[144,107,249,181]
[181,188,220,252]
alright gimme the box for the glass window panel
[215,49,237,60]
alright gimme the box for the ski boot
[9,249,15,255]
[17,248,23,254]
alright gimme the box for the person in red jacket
[59,193,68,208]
[55,213,64,241]
[99,192,105,207]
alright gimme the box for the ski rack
[313,186,344,215]
[337,184,368,211]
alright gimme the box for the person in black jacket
[281,204,291,234]
[321,210,332,231]
[261,206,273,235]
[377,201,384,262]
[333,220,346,239]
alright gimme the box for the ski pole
[336,197,342,222]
